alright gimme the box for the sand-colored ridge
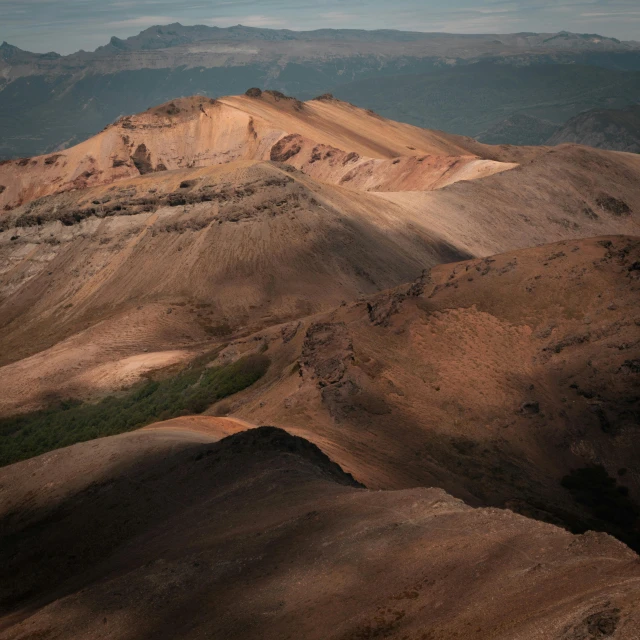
[0,93,523,211]
[141,415,255,439]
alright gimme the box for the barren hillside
[0,92,516,212]
[1,426,639,640]
[0,95,638,407]
[150,236,637,547]
[1,90,640,639]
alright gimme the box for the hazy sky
[2,0,639,54]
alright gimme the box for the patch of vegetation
[201,322,234,337]
[0,354,270,468]
[596,194,631,216]
[561,465,639,549]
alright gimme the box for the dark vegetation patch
[620,358,640,374]
[160,101,181,116]
[564,607,620,640]
[263,89,304,110]
[596,194,631,216]
[0,354,270,468]
[245,87,262,98]
[343,151,360,164]
[119,116,136,130]
[561,465,639,550]
[43,154,63,165]
[0,185,5,194]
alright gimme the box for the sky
[1,0,639,55]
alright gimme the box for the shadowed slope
[1,426,639,640]
[2,137,637,410]
[376,143,640,257]
[548,104,640,153]
[195,236,640,548]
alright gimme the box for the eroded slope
[0,92,517,211]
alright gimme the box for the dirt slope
[182,236,640,548]
[0,161,472,379]
[2,90,640,640]
[1,139,638,409]
[1,426,639,640]
[376,143,640,257]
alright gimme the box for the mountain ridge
[2,25,640,160]
[548,103,640,153]
[5,26,639,59]
[0,91,519,212]
[2,423,639,639]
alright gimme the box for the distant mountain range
[475,113,560,146]
[548,103,640,152]
[475,104,640,151]
[1,25,640,158]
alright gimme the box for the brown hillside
[2,90,640,640]
[182,236,640,547]
[0,144,638,409]
[0,161,471,382]
[1,426,639,640]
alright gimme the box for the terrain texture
[0,89,639,638]
[1,426,639,640]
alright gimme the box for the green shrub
[0,354,269,467]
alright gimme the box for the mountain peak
[0,41,24,61]
[0,41,61,61]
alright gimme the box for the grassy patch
[0,354,269,468]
